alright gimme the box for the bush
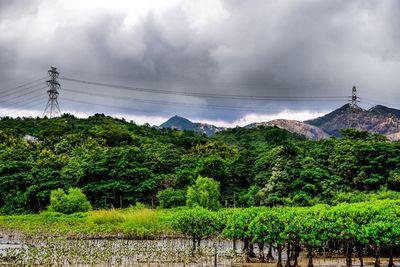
[48,188,92,214]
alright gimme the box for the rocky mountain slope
[159,115,224,136]
[306,104,400,137]
[245,119,329,140]
[160,104,400,140]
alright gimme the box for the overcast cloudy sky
[0,0,400,126]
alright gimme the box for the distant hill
[159,115,224,136]
[306,104,400,138]
[245,119,329,140]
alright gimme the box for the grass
[0,207,176,239]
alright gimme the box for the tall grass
[88,207,174,237]
[89,209,126,225]
[0,207,175,238]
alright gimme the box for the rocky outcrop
[306,104,400,137]
[245,119,330,140]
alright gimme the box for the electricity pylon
[43,67,61,118]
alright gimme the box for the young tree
[172,207,218,251]
[186,176,220,210]
[250,209,288,267]
[223,208,265,261]
[299,205,333,267]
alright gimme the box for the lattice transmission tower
[350,86,359,108]
[43,67,61,118]
[349,86,359,128]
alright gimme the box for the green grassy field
[0,207,177,238]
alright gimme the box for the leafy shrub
[48,188,92,214]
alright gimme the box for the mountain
[159,115,224,136]
[245,119,330,140]
[306,104,400,138]
[161,104,400,140]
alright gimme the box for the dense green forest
[1,114,400,214]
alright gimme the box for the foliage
[172,207,218,250]
[186,176,220,210]
[48,188,92,214]
[1,200,400,266]
[157,188,186,208]
[2,115,400,214]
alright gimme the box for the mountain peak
[159,116,224,136]
[307,103,400,136]
[160,115,193,129]
[368,105,400,117]
[335,103,364,112]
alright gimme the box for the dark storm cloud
[1,0,400,123]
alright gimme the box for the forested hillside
[1,114,400,214]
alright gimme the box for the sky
[0,0,400,127]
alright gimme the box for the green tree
[186,176,220,210]
[388,170,400,190]
[223,207,264,261]
[250,209,288,267]
[157,188,186,208]
[172,207,218,251]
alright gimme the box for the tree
[198,155,231,195]
[299,205,332,267]
[48,188,92,214]
[157,188,186,208]
[186,176,220,210]
[388,170,400,190]
[250,209,288,267]
[223,208,265,261]
[340,129,370,140]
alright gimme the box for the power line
[2,98,44,111]
[360,97,400,110]
[0,77,47,95]
[61,97,152,114]
[1,99,45,117]
[1,94,45,108]
[0,81,46,98]
[0,85,46,101]
[0,86,47,105]
[61,87,346,112]
[62,88,262,112]
[60,76,348,101]
[61,96,323,116]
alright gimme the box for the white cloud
[200,110,328,128]
[1,0,400,122]
[1,106,327,129]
